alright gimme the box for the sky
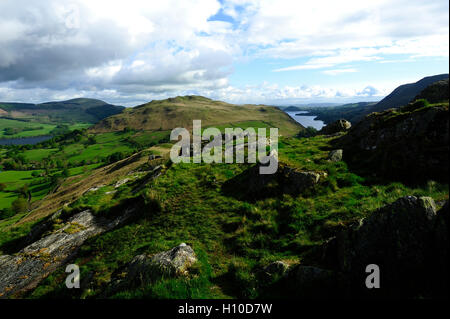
[0,0,448,107]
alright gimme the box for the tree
[106,152,125,164]
[62,167,70,178]
[87,136,97,145]
[17,185,29,198]
[11,197,28,214]
[0,208,15,219]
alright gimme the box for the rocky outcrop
[223,163,325,200]
[299,196,450,298]
[335,103,449,183]
[319,120,351,135]
[105,244,197,294]
[413,78,449,103]
[281,168,322,195]
[328,149,343,162]
[263,261,289,280]
[0,208,136,298]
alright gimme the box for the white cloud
[0,0,448,104]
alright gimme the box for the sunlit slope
[91,96,303,136]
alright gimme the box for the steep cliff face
[335,102,449,184]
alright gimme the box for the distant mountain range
[293,73,449,125]
[0,98,124,124]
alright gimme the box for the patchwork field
[0,118,91,138]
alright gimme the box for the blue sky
[0,0,448,106]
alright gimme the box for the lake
[0,135,53,146]
[286,111,325,130]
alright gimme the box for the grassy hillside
[0,98,124,138]
[0,94,447,299]
[0,133,447,299]
[92,96,303,137]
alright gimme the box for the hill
[0,98,124,125]
[300,74,449,125]
[369,73,449,113]
[92,95,303,137]
[294,102,377,124]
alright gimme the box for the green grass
[19,135,448,299]
[0,118,91,138]
[0,124,447,299]
[0,170,43,209]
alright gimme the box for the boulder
[321,196,441,297]
[123,243,197,287]
[282,168,321,195]
[328,149,343,162]
[279,196,449,298]
[223,163,325,200]
[319,120,351,135]
[263,261,289,278]
[148,155,162,161]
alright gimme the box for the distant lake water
[0,135,52,146]
[286,111,325,130]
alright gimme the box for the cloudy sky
[0,0,448,106]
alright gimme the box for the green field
[0,170,44,209]
[0,118,91,138]
[0,129,169,211]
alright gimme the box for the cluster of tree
[1,152,28,170]
[2,126,44,135]
[0,185,30,219]
[106,151,126,164]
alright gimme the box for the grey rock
[0,208,136,298]
[317,195,444,297]
[120,243,197,288]
[335,103,449,183]
[287,196,449,298]
[319,120,351,135]
[337,196,436,273]
[328,149,343,162]
[282,168,321,195]
[224,163,325,199]
[263,261,289,278]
